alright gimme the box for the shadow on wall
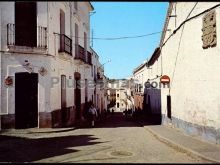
[0,134,102,162]
[139,87,162,125]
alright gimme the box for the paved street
[0,112,211,163]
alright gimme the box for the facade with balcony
[133,61,148,112]
[0,2,97,129]
[90,47,108,116]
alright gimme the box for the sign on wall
[160,75,170,84]
[5,76,13,86]
[202,10,217,49]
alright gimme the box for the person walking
[88,104,97,127]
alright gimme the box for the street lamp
[90,11,96,16]
[98,59,111,70]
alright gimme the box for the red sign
[5,76,13,86]
[160,75,170,84]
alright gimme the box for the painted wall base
[0,106,76,129]
[162,114,220,145]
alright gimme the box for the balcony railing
[75,45,92,65]
[87,51,92,65]
[75,44,86,61]
[59,34,72,55]
[97,72,103,80]
[7,23,47,48]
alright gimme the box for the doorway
[61,75,67,126]
[74,72,81,119]
[15,72,38,129]
[167,95,171,119]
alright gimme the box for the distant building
[133,61,148,112]
[91,48,108,114]
[107,78,134,112]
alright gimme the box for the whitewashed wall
[159,2,220,144]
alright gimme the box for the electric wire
[161,3,220,48]
[169,2,198,95]
[54,31,163,41]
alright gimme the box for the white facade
[108,79,134,112]
[141,2,220,144]
[91,48,108,114]
[0,2,108,129]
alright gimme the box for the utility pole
[89,11,96,48]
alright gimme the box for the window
[117,102,119,108]
[59,9,72,55]
[94,66,96,79]
[74,2,78,10]
[84,32,87,61]
[85,79,88,102]
[60,9,65,35]
[75,23,78,55]
[117,94,119,97]
[91,64,93,77]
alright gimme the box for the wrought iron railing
[59,34,72,55]
[7,23,47,48]
[75,44,86,61]
[87,51,92,65]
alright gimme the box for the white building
[91,48,108,115]
[107,79,134,112]
[0,2,107,129]
[142,2,220,144]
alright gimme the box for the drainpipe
[0,5,2,130]
[47,2,49,55]
[69,2,72,41]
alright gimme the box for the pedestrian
[88,104,97,127]
[125,108,128,118]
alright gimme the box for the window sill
[7,45,47,54]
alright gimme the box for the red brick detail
[39,112,52,128]
[1,114,15,129]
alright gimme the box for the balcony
[87,51,92,65]
[59,34,72,55]
[75,45,92,65]
[7,23,47,49]
[75,44,86,62]
[97,72,103,80]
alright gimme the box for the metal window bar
[38,26,47,48]
[59,34,72,55]
[7,23,47,48]
[7,23,15,45]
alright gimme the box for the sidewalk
[138,120,220,163]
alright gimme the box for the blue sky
[90,2,168,79]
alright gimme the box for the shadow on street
[0,134,102,162]
[79,111,163,129]
[79,112,141,129]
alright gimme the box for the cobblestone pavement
[0,112,211,163]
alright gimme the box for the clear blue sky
[90,2,168,79]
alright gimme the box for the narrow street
[0,112,210,163]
